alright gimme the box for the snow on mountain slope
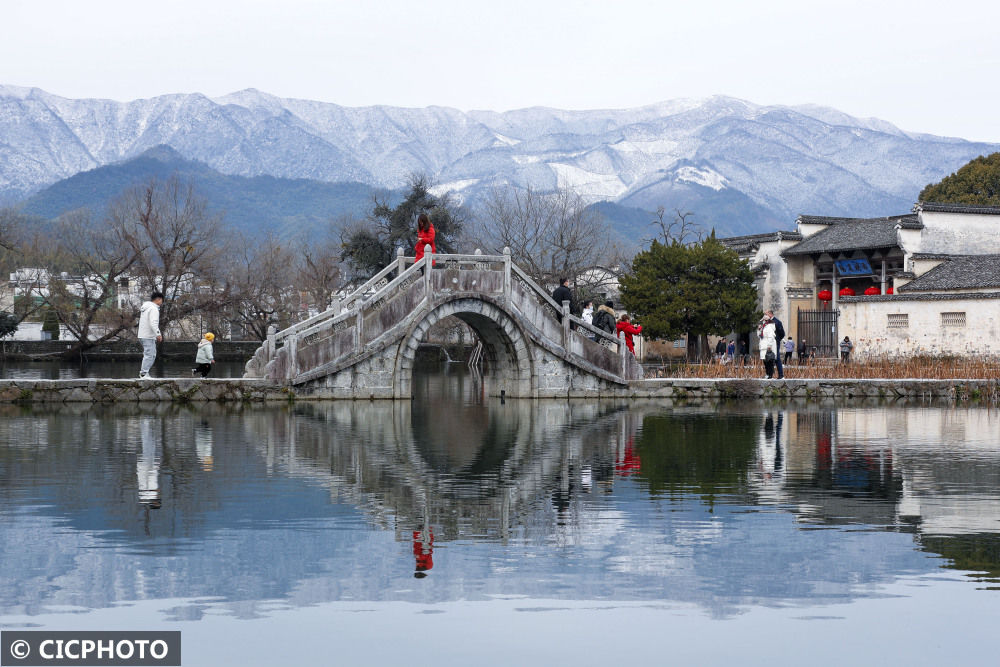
[1,86,998,234]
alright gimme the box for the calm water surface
[1,370,998,665]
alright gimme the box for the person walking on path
[840,336,853,363]
[715,338,727,364]
[551,278,577,323]
[783,337,795,366]
[764,310,785,379]
[414,213,436,265]
[726,339,736,364]
[138,292,164,379]
[593,300,617,342]
[798,339,808,365]
[193,332,216,378]
[758,314,778,379]
[616,314,642,356]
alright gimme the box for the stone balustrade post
[423,243,433,297]
[266,325,276,363]
[503,247,512,306]
[619,326,628,374]
[285,334,297,383]
[562,301,570,348]
[396,247,406,278]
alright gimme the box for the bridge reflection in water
[0,385,997,623]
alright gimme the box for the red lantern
[864,286,880,295]
[839,287,855,297]
[886,287,894,295]
[817,289,833,302]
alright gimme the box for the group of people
[551,278,642,355]
[137,291,215,379]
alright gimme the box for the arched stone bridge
[243,249,643,398]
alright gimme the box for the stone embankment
[0,377,996,404]
[0,378,292,404]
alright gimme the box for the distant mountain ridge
[2,85,998,236]
[20,146,385,238]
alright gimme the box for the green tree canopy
[340,175,465,279]
[619,234,759,343]
[919,152,1000,206]
[0,311,17,340]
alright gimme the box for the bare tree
[229,234,300,341]
[0,214,71,328]
[646,206,702,246]
[294,228,342,312]
[45,209,144,356]
[476,186,624,298]
[109,176,231,337]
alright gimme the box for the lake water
[1,370,998,666]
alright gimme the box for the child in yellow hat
[193,332,216,377]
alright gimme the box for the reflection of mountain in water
[0,395,997,623]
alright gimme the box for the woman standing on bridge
[415,212,436,265]
[616,314,642,356]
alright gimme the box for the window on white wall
[673,339,686,348]
[941,312,967,328]
[887,313,909,329]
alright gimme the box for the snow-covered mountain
[2,85,997,232]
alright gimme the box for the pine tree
[620,235,758,349]
[919,153,1000,206]
[340,175,465,279]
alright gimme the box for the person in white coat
[138,291,164,379]
[758,315,778,379]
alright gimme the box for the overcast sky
[4,0,999,142]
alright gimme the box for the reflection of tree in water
[633,410,760,503]
[918,534,1000,586]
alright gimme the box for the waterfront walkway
[0,376,995,404]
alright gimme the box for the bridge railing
[248,246,636,382]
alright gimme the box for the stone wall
[1,377,995,404]
[839,293,1000,356]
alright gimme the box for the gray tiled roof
[719,230,801,253]
[841,291,1000,302]
[898,255,1000,292]
[783,215,920,256]
[915,202,1000,215]
[796,213,919,226]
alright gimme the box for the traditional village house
[720,202,1000,358]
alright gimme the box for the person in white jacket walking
[138,292,164,379]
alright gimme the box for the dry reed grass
[643,354,1000,380]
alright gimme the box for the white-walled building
[721,202,1000,357]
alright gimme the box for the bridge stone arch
[244,249,643,399]
[394,296,534,399]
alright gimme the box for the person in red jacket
[616,314,642,356]
[414,212,436,265]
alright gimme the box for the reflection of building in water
[137,416,162,509]
[753,407,1000,544]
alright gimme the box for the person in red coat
[415,212,436,265]
[616,314,642,356]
